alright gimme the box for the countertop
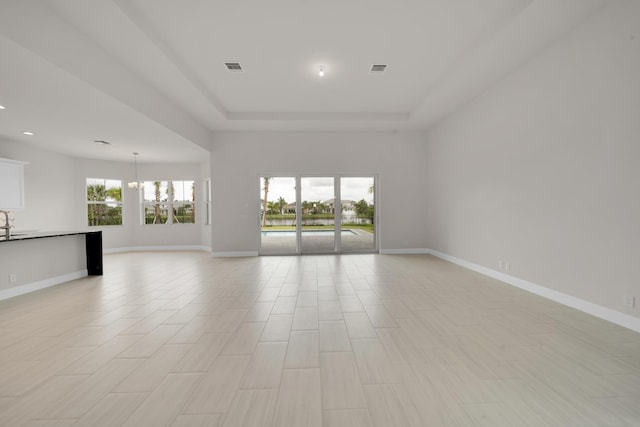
[0,230,100,243]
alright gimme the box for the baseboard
[379,248,431,255]
[211,251,259,257]
[426,249,640,333]
[105,245,209,254]
[0,270,87,301]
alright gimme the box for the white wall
[425,1,640,320]
[0,139,78,230]
[210,131,429,255]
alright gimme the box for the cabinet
[0,157,27,210]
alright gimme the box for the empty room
[0,0,639,425]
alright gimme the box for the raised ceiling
[0,0,606,162]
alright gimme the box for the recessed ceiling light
[0,105,6,110]
[23,131,35,136]
[318,66,326,77]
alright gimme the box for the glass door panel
[260,177,297,254]
[301,177,335,253]
[340,177,375,252]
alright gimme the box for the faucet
[0,210,12,239]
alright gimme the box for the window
[204,179,211,225]
[86,178,122,226]
[143,180,169,224]
[142,180,195,224]
[172,180,195,224]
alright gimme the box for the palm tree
[87,184,106,202]
[154,181,162,224]
[277,196,287,214]
[105,187,121,202]
[171,181,180,223]
[87,184,106,226]
[354,199,369,223]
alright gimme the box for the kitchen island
[0,230,102,300]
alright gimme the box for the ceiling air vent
[225,62,243,72]
[369,64,387,74]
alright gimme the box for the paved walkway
[260,228,375,254]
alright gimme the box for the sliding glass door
[259,177,297,255]
[340,177,375,252]
[259,175,376,255]
[301,177,336,253]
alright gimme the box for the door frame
[258,174,378,255]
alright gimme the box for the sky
[260,177,374,205]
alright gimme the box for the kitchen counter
[2,230,103,275]
[0,230,97,243]
[0,230,103,300]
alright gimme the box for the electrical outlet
[498,260,503,269]
[9,274,17,283]
[504,261,510,272]
[623,295,635,308]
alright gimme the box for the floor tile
[320,352,367,410]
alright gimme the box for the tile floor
[0,252,639,426]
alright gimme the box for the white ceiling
[0,0,606,163]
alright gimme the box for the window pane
[173,180,195,202]
[87,178,122,226]
[88,204,123,226]
[173,203,195,224]
[204,179,211,225]
[87,178,106,202]
[104,179,122,203]
[341,177,375,252]
[143,181,169,202]
[260,177,297,254]
[301,177,335,253]
[144,203,169,224]
[204,180,211,203]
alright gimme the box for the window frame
[141,179,196,225]
[204,179,212,226]
[86,177,124,227]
